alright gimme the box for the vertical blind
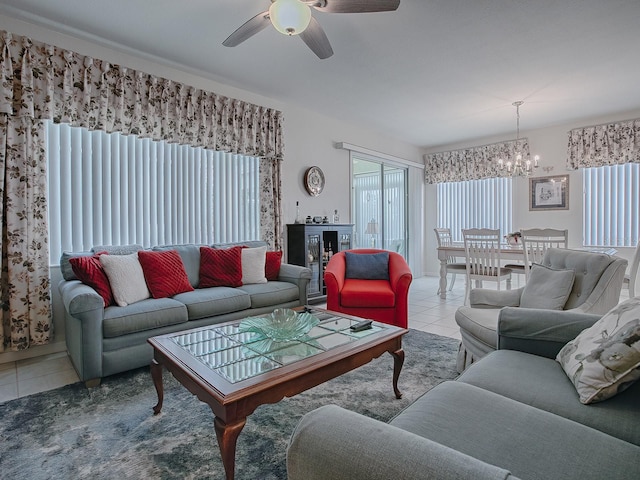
[437,177,513,242]
[353,167,407,254]
[47,122,260,261]
[583,163,640,247]
[382,168,407,252]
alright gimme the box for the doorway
[351,155,408,258]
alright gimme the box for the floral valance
[424,138,530,184]
[567,118,640,170]
[0,30,283,158]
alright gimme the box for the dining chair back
[624,240,640,297]
[521,228,568,280]
[462,228,512,304]
[434,228,466,294]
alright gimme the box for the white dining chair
[521,228,569,281]
[623,240,640,298]
[434,228,467,294]
[462,228,512,305]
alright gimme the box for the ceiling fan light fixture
[269,0,312,36]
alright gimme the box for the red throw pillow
[69,252,114,307]
[138,250,194,298]
[265,250,283,281]
[199,246,243,288]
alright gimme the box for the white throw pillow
[241,246,268,285]
[99,253,150,306]
[556,297,640,404]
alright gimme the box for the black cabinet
[287,223,354,300]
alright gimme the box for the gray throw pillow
[59,251,93,281]
[345,252,389,280]
[520,263,575,310]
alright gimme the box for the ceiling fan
[223,0,401,59]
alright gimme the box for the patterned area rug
[0,329,459,480]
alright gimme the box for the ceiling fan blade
[309,0,400,14]
[299,17,334,59]
[222,11,271,47]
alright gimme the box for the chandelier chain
[513,100,523,142]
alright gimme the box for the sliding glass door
[351,156,408,258]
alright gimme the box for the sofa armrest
[277,263,312,304]
[388,253,412,293]
[58,280,106,382]
[388,253,412,290]
[324,254,346,312]
[497,307,602,359]
[59,280,105,315]
[287,405,518,480]
[470,288,522,309]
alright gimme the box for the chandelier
[497,101,540,177]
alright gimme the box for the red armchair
[324,249,412,329]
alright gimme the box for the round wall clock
[304,166,325,196]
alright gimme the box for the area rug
[0,329,459,480]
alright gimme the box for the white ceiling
[1,0,639,148]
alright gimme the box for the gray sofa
[59,242,311,387]
[287,309,640,480]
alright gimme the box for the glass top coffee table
[148,306,407,480]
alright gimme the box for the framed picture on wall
[529,175,569,211]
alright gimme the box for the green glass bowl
[239,308,320,342]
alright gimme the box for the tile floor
[0,275,628,403]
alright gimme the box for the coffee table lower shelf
[148,308,407,480]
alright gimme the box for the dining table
[436,244,617,299]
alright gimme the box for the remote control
[350,320,373,332]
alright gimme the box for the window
[437,177,513,242]
[583,163,640,247]
[47,122,260,262]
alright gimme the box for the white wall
[0,16,423,361]
[422,108,640,277]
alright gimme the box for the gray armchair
[454,248,627,372]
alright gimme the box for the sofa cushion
[69,252,114,307]
[173,287,251,320]
[457,349,640,446]
[153,244,202,288]
[519,263,575,310]
[237,281,300,308]
[138,249,194,298]
[390,381,640,480]
[199,246,243,288]
[213,240,266,250]
[345,252,389,280]
[103,297,188,338]
[241,245,268,285]
[100,253,150,306]
[341,279,395,308]
[265,250,283,281]
[92,244,143,255]
[556,297,640,404]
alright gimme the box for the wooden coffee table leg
[391,348,405,399]
[214,415,247,480]
[150,358,164,415]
